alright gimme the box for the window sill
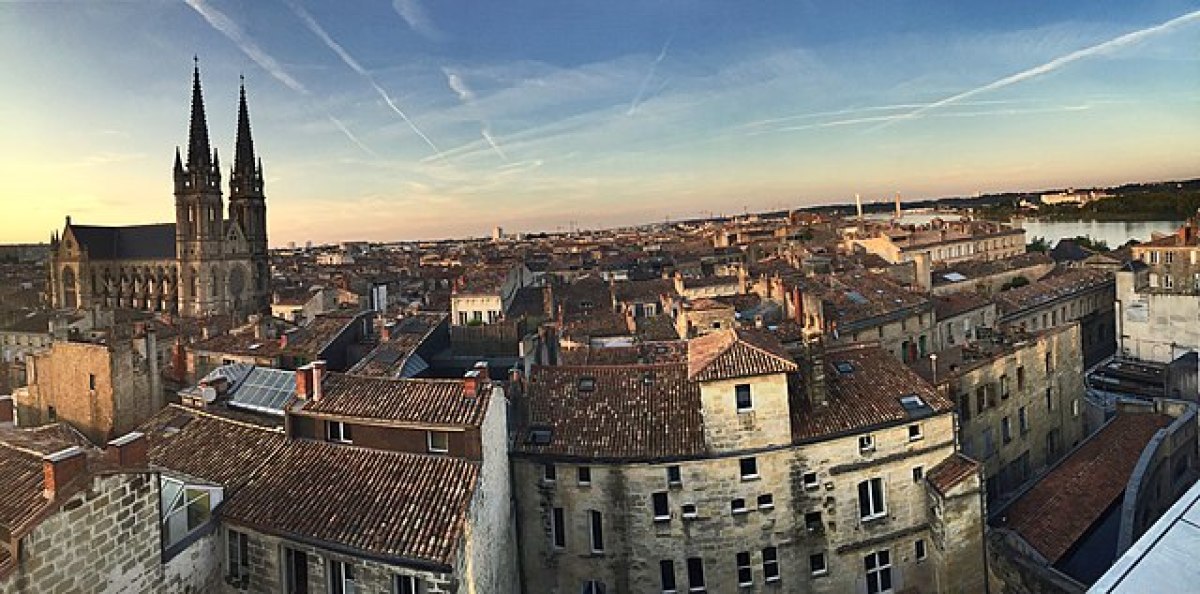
[732,509,750,516]
[758,504,775,511]
[682,514,699,521]
[767,575,783,583]
[653,516,671,523]
[860,513,888,524]
[809,570,827,578]
[740,474,760,482]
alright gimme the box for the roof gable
[687,328,797,382]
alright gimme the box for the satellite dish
[200,386,218,404]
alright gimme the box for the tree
[1026,237,1049,253]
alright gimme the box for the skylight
[578,376,597,392]
[834,361,855,375]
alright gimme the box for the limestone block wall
[513,412,971,594]
[0,472,222,594]
[459,386,519,594]
[699,374,792,451]
[226,525,455,594]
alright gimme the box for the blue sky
[1,1,1198,244]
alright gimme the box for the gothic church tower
[227,79,270,314]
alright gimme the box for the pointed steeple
[234,76,256,174]
[174,147,183,173]
[186,57,212,171]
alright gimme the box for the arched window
[61,267,77,308]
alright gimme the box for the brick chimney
[0,395,13,425]
[107,431,147,467]
[463,370,482,399]
[43,447,87,499]
[295,364,314,400]
[311,360,327,401]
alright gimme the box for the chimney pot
[311,360,327,401]
[0,395,13,425]
[107,431,147,467]
[295,364,314,399]
[43,447,87,499]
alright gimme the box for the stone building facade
[1117,228,1200,362]
[995,268,1117,366]
[18,328,162,445]
[47,63,270,320]
[926,324,1089,507]
[512,330,986,593]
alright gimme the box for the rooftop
[994,267,1113,316]
[687,327,798,382]
[999,412,1173,563]
[301,373,491,428]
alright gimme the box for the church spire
[186,57,212,171]
[234,75,256,174]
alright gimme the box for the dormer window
[326,421,352,444]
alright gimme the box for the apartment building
[798,271,937,364]
[994,267,1116,366]
[511,328,985,593]
[918,325,1089,506]
[1117,216,1200,363]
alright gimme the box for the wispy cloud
[183,0,308,94]
[392,0,440,40]
[875,9,1200,130]
[442,67,507,161]
[285,0,442,156]
[628,36,672,115]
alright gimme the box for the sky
[1,1,1198,245]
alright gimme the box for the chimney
[803,338,828,407]
[250,314,263,340]
[107,431,147,467]
[311,360,327,401]
[463,368,483,399]
[43,447,86,499]
[295,364,314,399]
[0,395,13,425]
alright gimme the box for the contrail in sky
[328,116,379,157]
[184,0,308,94]
[874,9,1200,130]
[286,0,442,156]
[628,37,673,115]
[442,67,507,161]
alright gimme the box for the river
[1010,219,1184,249]
[867,211,1184,249]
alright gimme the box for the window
[802,472,819,490]
[805,511,823,532]
[731,498,748,515]
[915,539,927,561]
[982,427,995,458]
[908,424,922,441]
[735,383,752,412]
[858,478,886,521]
[394,575,424,594]
[326,421,352,444]
[736,551,753,586]
[551,507,566,549]
[859,434,875,453]
[328,559,356,594]
[653,492,670,521]
[544,463,557,483]
[687,557,706,592]
[912,466,924,482]
[582,580,606,594]
[1001,417,1012,444]
[589,510,604,553]
[763,547,780,582]
[864,550,892,594]
[1166,251,1174,264]
[1018,407,1029,435]
[660,560,677,593]
[975,385,986,414]
[283,547,309,594]
[681,503,698,519]
[1072,398,1080,417]
[47,406,56,422]
[1165,274,1175,289]
[1045,352,1053,373]
[739,457,758,480]
[757,494,774,510]
[809,552,827,576]
[426,431,449,453]
[667,465,682,486]
[88,373,96,391]
[1017,366,1026,391]
[999,375,1009,399]
[161,477,221,550]
[226,528,249,582]
[1045,387,1054,411]
[578,466,592,485]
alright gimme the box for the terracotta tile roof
[301,374,490,428]
[612,278,676,302]
[635,315,682,341]
[220,440,479,569]
[801,271,931,329]
[926,453,981,496]
[932,252,1053,287]
[933,292,992,320]
[1000,412,1173,563]
[142,405,287,492]
[558,341,689,366]
[516,364,706,461]
[791,343,952,441]
[687,328,798,381]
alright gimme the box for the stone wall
[1117,268,1200,363]
[458,384,519,594]
[698,374,792,451]
[513,412,972,593]
[0,471,222,594]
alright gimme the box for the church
[48,63,270,319]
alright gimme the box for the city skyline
[2,1,1198,245]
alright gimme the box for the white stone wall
[514,411,970,593]
[459,385,519,594]
[699,374,792,451]
[1118,269,1200,363]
